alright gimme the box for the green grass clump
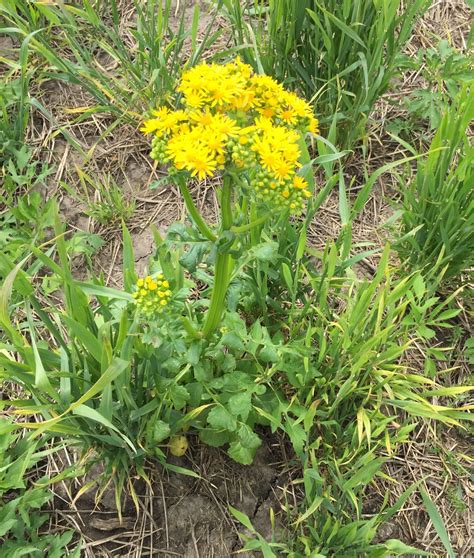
[229,239,470,557]
[62,169,136,226]
[394,85,474,282]
[0,420,79,556]
[1,0,223,123]
[221,0,430,148]
[0,34,56,284]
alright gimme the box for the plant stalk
[176,176,217,242]
[202,176,233,338]
[231,213,270,233]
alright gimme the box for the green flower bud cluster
[228,137,256,169]
[251,169,311,213]
[150,136,168,163]
[132,274,172,317]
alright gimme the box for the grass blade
[420,488,456,558]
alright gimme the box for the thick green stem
[176,176,217,242]
[220,177,233,229]
[201,250,231,338]
[249,202,259,247]
[202,177,233,338]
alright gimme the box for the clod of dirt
[131,229,155,276]
[122,161,152,195]
[60,194,89,232]
[372,520,401,544]
[166,494,233,557]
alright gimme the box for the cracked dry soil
[65,436,290,557]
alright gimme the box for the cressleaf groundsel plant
[141,58,319,337]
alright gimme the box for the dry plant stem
[202,175,233,338]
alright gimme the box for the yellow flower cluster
[142,58,318,213]
[132,274,172,316]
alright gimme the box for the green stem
[231,213,271,233]
[176,176,217,242]
[240,193,248,217]
[180,317,201,338]
[220,177,233,229]
[202,250,231,338]
[249,202,259,247]
[202,177,233,338]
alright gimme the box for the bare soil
[51,434,295,557]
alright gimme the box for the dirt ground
[49,434,295,557]
[6,0,473,555]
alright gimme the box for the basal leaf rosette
[141,59,318,214]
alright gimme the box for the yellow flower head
[142,58,318,212]
[293,176,308,190]
[186,147,217,180]
[133,273,172,317]
[309,116,319,135]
